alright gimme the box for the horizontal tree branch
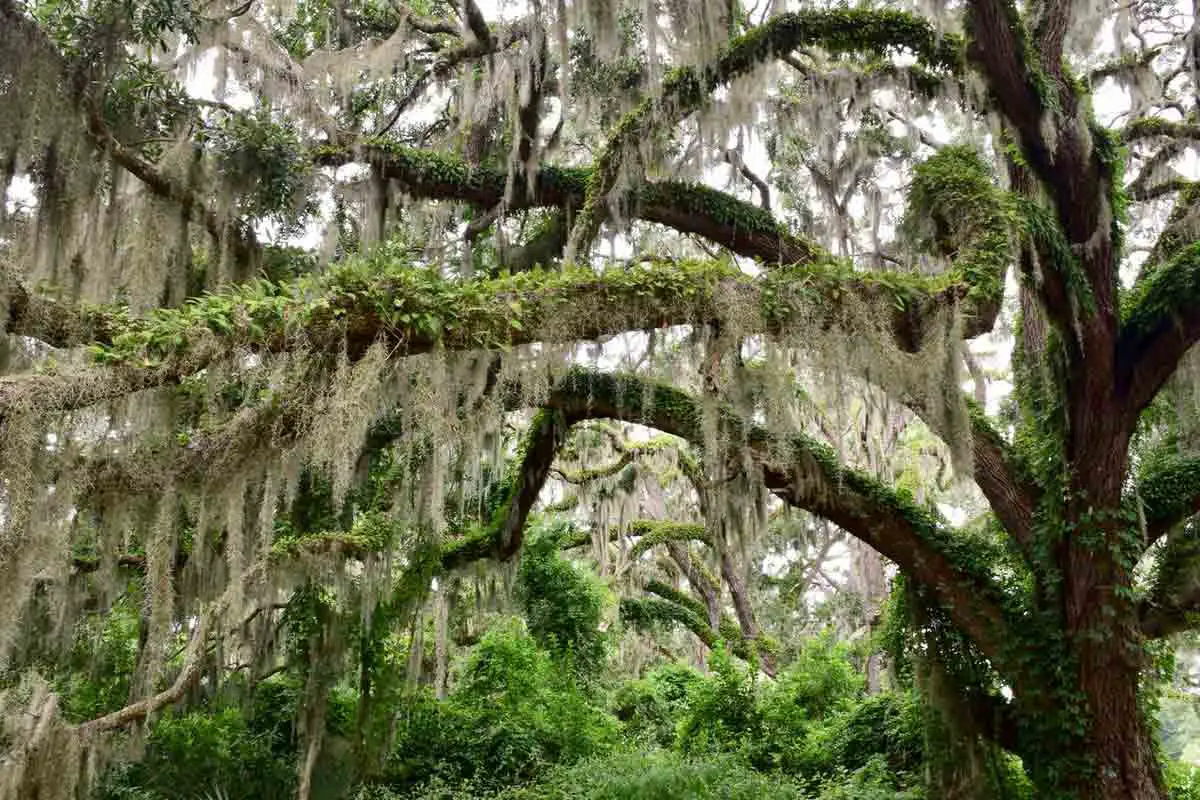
[321,142,824,266]
[1121,117,1200,144]
[2,252,995,420]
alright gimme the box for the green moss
[87,256,743,366]
[628,520,710,559]
[270,510,399,560]
[902,146,1013,310]
[622,587,770,664]
[1120,241,1200,340]
[1134,448,1200,534]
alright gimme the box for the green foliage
[96,704,297,800]
[498,751,805,800]
[33,0,200,53]
[54,593,140,722]
[611,662,703,746]
[676,645,762,755]
[901,145,1012,307]
[811,756,922,800]
[204,109,316,231]
[1167,760,1200,799]
[515,522,608,678]
[385,621,617,793]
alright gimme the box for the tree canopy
[6,0,1200,798]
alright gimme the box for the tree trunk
[1065,564,1164,800]
[434,582,451,699]
[1022,658,1164,800]
[1020,520,1166,798]
[848,540,887,693]
[1075,672,1162,800]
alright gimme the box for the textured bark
[667,540,721,632]
[847,540,887,693]
[718,548,776,677]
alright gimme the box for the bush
[825,692,924,776]
[813,755,922,800]
[515,524,608,678]
[385,621,617,793]
[1167,760,1200,800]
[96,705,296,800]
[676,645,762,756]
[499,750,805,800]
[610,662,702,747]
[748,634,866,775]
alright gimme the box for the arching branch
[321,142,824,266]
[627,520,711,560]
[543,369,1017,668]
[623,581,771,670]
[1121,118,1200,143]
[566,7,963,259]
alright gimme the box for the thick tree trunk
[1067,576,1164,800]
[1076,672,1162,800]
[1021,520,1166,798]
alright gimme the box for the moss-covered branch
[627,520,711,560]
[1133,450,1200,545]
[566,7,964,258]
[439,408,574,570]
[542,368,1018,669]
[621,586,774,669]
[4,250,996,419]
[1120,117,1200,144]
[1117,242,1200,420]
[318,141,823,266]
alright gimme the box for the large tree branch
[320,142,825,266]
[964,403,1039,547]
[1116,241,1200,420]
[1,250,995,420]
[624,580,770,669]
[543,369,1017,668]
[1121,117,1200,144]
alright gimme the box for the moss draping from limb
[539,368,1019,670]
[567,7,964,258]
[2,250,1000,423]
[316,141,823,266]
[627,520,711,559]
